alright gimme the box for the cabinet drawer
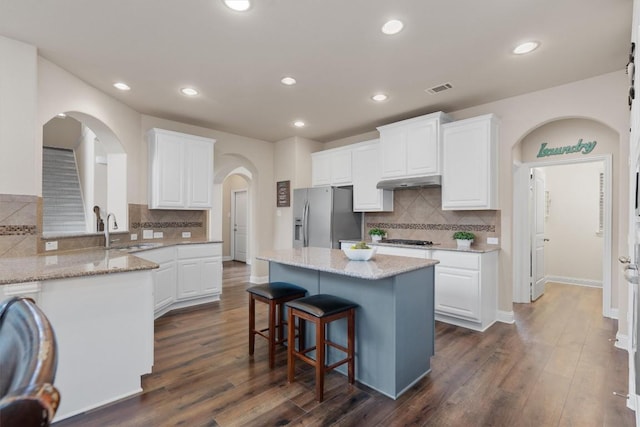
[431,250,480,270]
[178,243,222,259]
[137,247,175,264]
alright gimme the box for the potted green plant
[368,228,386,242]
[453,231,475,249]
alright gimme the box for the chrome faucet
[105,213,119,249]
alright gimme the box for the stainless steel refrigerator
[293,187,362,249]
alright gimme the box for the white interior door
[232,190,248,262]
[531,168,547,301]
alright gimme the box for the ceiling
[0,0,633,143]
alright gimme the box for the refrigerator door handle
[303,201,310,247]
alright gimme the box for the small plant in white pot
[453,231,475,249]
[368,228,386,242]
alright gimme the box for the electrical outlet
[130,233,138,241]
[182,231,191,238]
[143,229,154,239]
[153,231,163,239]
[45,241,58,251]
[487,237,499,245]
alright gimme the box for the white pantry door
[232,190,248,263]
[531,168,546,301]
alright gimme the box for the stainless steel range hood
[376,175,441,190]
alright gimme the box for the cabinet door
[152,134,185,208]
[177,259,201,300]
[352,144,393,211]
[185,140,213,208]
[406,119,439,176]
[154,263,176,311]
[434,266,481,321]
[331,149,352,185]
[311,152,332,187]
[379,127,407,179]
[442,115,497,210]
[201,258,222,294]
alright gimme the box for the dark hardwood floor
[55,261,634,426]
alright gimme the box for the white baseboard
[222,256,233,261]
[546,276,602,288]
[497,310,515,324]
[249,275,269,284]
[615,332,629,351]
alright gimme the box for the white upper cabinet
[352,140,393,212]
[377,112,452,179]
[147,128,215,210]
[441,114,499,210]
[311,146,352,187]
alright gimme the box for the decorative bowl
[342,247,377,261]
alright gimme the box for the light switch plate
[182,231,191,238]
[143,229,154,239]
[130,233,138,241]
[487,237,499,245]
[153,231,163,239]
[45,241,58,251]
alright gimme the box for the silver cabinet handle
[543,238,550,242]
[619,256,631,264]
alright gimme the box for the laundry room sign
[536,139,597,158]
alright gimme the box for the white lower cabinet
[136,243,222,318]
[432,250,498,331]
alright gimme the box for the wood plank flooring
[55,262,635,426]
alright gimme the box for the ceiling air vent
[426,82,453,95]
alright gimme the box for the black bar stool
[247,282,306,369]
[286,294,357,402]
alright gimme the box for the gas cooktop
[379,239,437,246]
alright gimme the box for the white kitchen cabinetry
[135,243,222,318]
[441,114,498,210]
[432,249,498,331]
[0,272,154,422]
[135,246,176,314]
[352,140,393,212]
[311,146,353,187]
[147,128,215,209]
[177,244,222,300]
[377,112,452,179]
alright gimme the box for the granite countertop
[0,239,223,285]
[340,240,500,253]
[257,247,439,280]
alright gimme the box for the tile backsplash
[0,194,208,257]
[365,187,500,245]
[0,194,39,257]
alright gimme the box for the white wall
[542,162,604,284]
[0,36,38,195]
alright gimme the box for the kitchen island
[257,247,439,399]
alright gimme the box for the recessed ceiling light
[56,113,67,118]
[180,87,199,96]
[281,76,297,86]
[381,19,404,35]
[223,0,251,11]
[372,93,388,102]
[113,82,131,91]
[293,120,305,128]
[513,41,540,55]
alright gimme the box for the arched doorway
[512,117,620,318]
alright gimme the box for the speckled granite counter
[259,246,435,399]
[340,239,500,253]
[257,247,438,280]
[0,239,223,285]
